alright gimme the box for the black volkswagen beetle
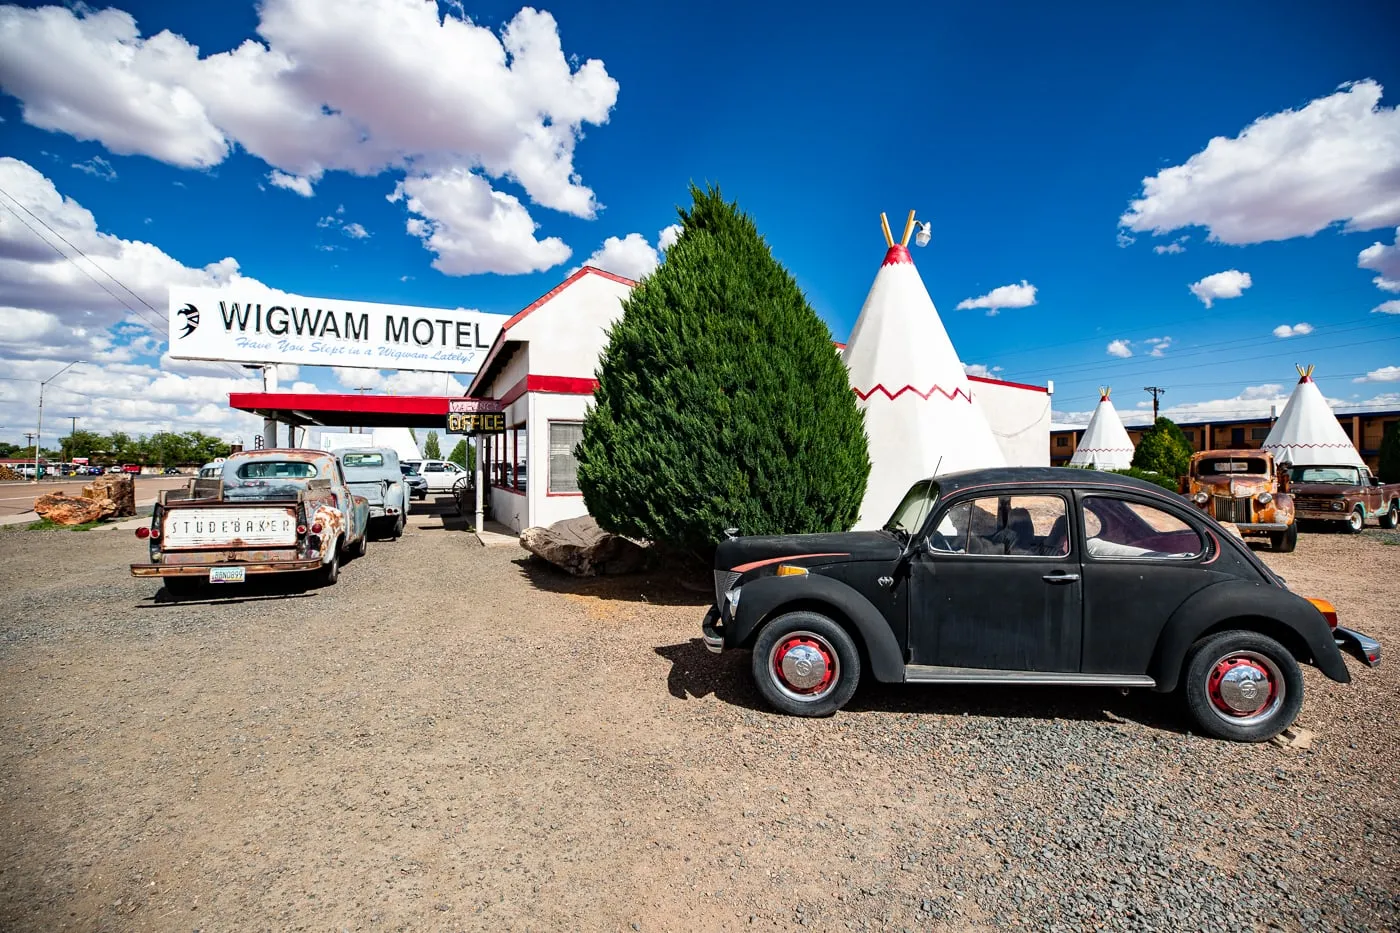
[701,468,1380,742]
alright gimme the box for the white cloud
[342,222,369,240]
[1153,235,1189,255]
[657,223,682,251]
[1272,322,1314,338]
[955,280,1038,316]
[71,155,116,180]
[0,1,620,275]
[388,169,570,276]
[1189,269,1252,307]
[1355,366,1400,383]
[963,363,1004,379]
[1120,80,1400,244]
[1107,339,1133,358]
[1374,300,1400,314]
[1358,228,1400,292]
[267,169,314,197]
[1145,336,1172,357]
[570,224,682,280]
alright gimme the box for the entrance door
[910,493,1082,672]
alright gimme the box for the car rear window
[235,461,318,479]
[342,453,385,468]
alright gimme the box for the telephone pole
[1143,386,1166,421]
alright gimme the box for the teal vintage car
[336,447,410,539]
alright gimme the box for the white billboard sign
[168,285,507,374]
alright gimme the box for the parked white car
[401,459,469,492]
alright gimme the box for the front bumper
[1231,522,1290,533]
[1298,509,1349,521]
[1335,626,1382,667]
[131,558,323,578]
[701,606,725,654]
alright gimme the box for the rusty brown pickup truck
[1286,464,1400,533]
[1182,450,1297,551]
[130,449,370,598]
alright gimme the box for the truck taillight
[1306,597,1338,629]
[135,526,150,539]
[297,524,307,536]
[311,521,323,534]
[149,527,161,540]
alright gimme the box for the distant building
[1051,409,1400,472]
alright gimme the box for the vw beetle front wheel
[1183,630,1303,742]
[751,611,860,717]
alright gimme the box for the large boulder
[34,492,116,525]
[83,475,135,517]
[519,516,649,577]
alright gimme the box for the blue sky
[1,0,1398,444]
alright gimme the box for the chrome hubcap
[1207,651,1284,724]
[769,631,838,701]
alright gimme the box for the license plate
[163,508,298,548]
[208,566,247,584]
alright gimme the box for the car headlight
[1256,492,1273,506]
[1332,500,1344,511]
[1193,491,1209,504]
[724,586,741,620]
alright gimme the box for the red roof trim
[467,266,637,397]
[529,375,598,395]
[228,392,452,416]
[967,374,1049,394]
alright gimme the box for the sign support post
[446,398,503,537]
[474,435,484,535]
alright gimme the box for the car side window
[1082,497,1203,559]
[424,463,444,472]
[929,495,1070,557]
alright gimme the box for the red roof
[229,392,456,428]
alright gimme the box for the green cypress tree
[577,184,870,554]
[1379,420,1400,483]
[1131,417,1193,479]
[423,430,441,460]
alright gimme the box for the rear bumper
[131,558,322,578]
[701,606,725,654]
[1335,626,1382,667]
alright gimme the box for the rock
[519,516,648,577]
[34,492,116,525]
[83,474,136,517]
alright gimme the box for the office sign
[447,398,505,434]
[168,285,507,374]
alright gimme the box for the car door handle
[1042,572,1080,584]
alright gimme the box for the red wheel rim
[1207,655,1277,717]
[772,634,836,696]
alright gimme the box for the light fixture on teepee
[1260,365,1365,469]
[1068,387,1135,470]
[842,210,1005,530]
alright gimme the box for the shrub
[1131,417,1192,480]
[576,184,870,555]
[1112,467,1181,492]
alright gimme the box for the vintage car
[337,447,409,538]
[130,449,370,597]
[1286,463,1400,533]
[1181,449,1296,551]
[701,467,1381,742]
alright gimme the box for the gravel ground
[0,512,1396,932]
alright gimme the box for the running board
[904,665,1156,687]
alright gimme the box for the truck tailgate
[161,505,299,549]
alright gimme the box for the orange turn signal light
[774,564,808,577]
[1306,597,1338,629]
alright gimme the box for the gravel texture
[0,513,1396,932]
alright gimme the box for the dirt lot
[1,510,1396,932]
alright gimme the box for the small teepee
[1068,387,1135,469]
[842,210,1004,530]
[1261,365,1365,468]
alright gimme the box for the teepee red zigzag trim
[1263,441,1355,449]
[852,384,973,403]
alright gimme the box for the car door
[1074,492,1224,675]
[909,491,1082,672]
[421,461,448,490]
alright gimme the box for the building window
[512,425,527,492]
[549,422,583,494]
[1250,427,1269,441]
[1054,436,1069,449]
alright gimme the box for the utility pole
[1143,386,1166,422]
[34,360,86,483]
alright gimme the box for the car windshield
[1197,458,1268,476]
[1290,466,1362,485]
[342,452,384,468]
[235,461,317,479]
[885,480,938,539]
[400,464,420,475]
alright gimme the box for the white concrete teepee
[1068,387,1135,469]
[843,211,1005,530]
[1261,365,1365,468]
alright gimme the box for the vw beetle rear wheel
[751,611,860,717]
[1183,631,1303,742]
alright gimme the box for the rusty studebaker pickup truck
[1182,449,1296,551]
[130,449,370,597]
[1286,463,1400,533]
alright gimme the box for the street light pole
[34,360,85,483]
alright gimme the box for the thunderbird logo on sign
[176,303,200,338]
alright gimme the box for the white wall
[528,392,592,529]
[511,273,632,375]
[973,379,1052,467]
